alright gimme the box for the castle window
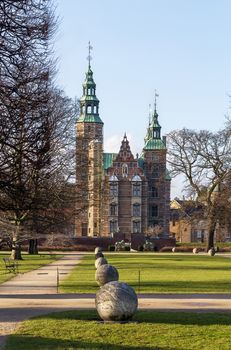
[152,154,159,161]
[150,205,158,218]
[110,203,117,216]
[133,221,140,233]
[110,183,118,196]
[94,106,97,114]
[152,166,159,179]
[87,88,91,95]
[87,105,91,113]
[81,223,87,236]
[151,187,158,198]
[110,220,117,233]
[133,203,141,217]
[132,183,141,197]
[122,163,128,177]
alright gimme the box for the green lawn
[5,310,231,350]
[0,253,62,284]
[59,253,231,294]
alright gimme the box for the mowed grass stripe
[5,310,231,350]
[59,253,231,293]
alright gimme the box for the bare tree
[167,128,231,250]
[0,1,76,259]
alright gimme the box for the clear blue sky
[55,0,231,198]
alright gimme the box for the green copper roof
[77,115,103,124]
[143,138,166,150]
[103,153,117,170]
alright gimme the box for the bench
[3,257,18,274]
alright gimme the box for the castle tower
[75,44,103,236]
[142,94,171,236]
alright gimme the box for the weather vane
[87,41,93,68]
[154,89,159,112]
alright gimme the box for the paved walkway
[0,253,83,295]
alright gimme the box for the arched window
[94,106,97,114]
[87,105,91,113]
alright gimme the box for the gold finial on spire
[154,89,159,113]
[87,41,93,68]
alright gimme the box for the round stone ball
[95,281,138,322]
[193,248,199,254]
[95,252,104,260]
[95,257,108,269]
[95,264,119,286]
[208,248,215,256]
[95,247,103,254]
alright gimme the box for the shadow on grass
[5,335,174,350]
[35,310,231,326]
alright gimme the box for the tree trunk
[10,226,23,260]
[11,238,22,260]
[206,213,217,252]
[28,239,38,254]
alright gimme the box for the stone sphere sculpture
[95,247,103,254]
[208,248,215,256]
[95,281,138,322]
[95,257,108,269]
[95,264,119,286]
[193,248,199,254]
[95,252,104,259]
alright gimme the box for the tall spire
[154,90,159,115]
[87,41,93,69]
[143,91,166,150]
[77,43,103,124]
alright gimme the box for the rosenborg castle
[75,59,171,240]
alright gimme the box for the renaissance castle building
[75,57,171,240]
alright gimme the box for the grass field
[0,253,62,284]
[59,253,231,294]
[5,310,231,350]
